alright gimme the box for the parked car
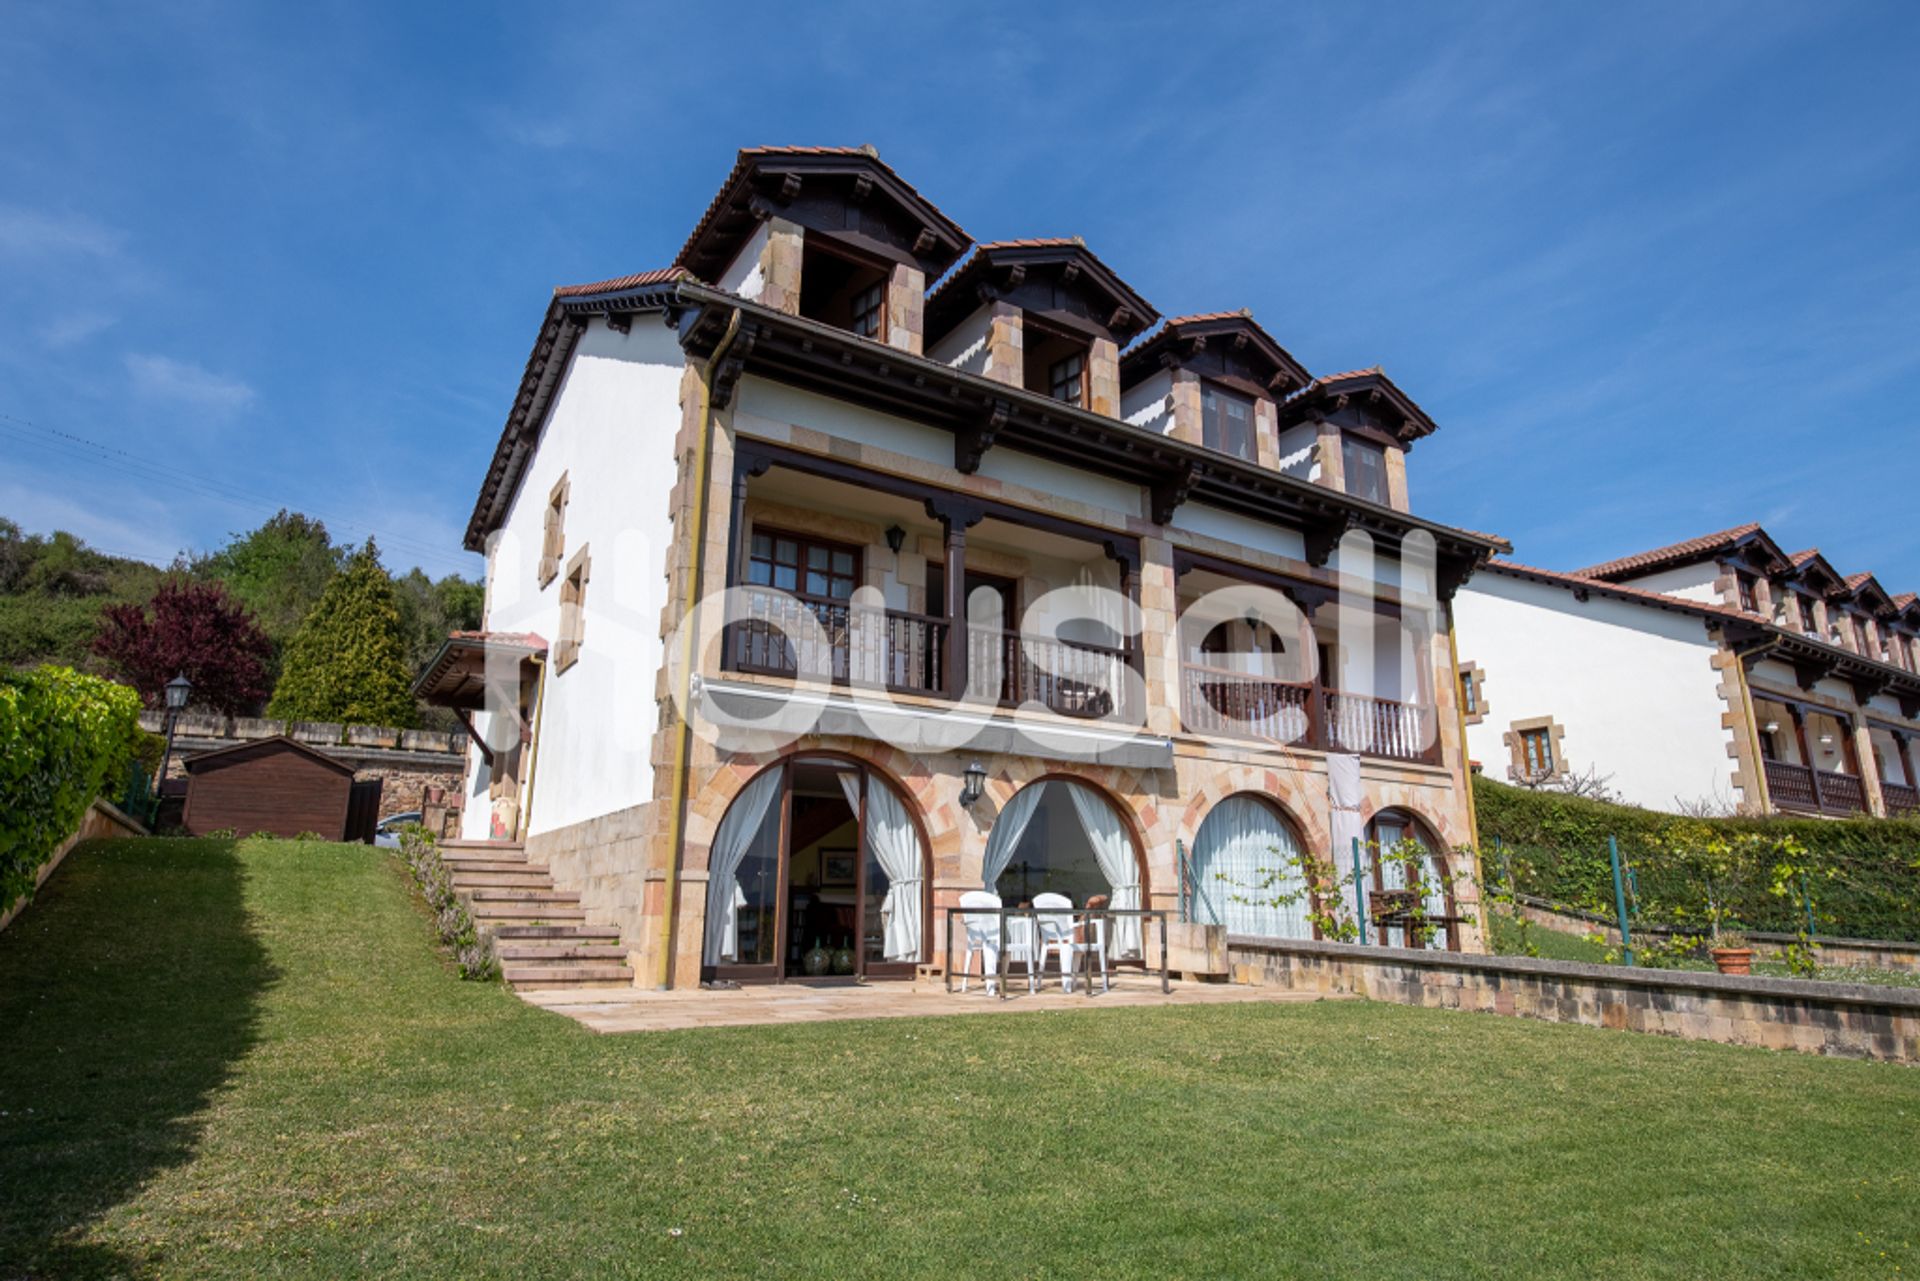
[372,811,423,849]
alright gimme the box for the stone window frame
[555,543,590,673]
[538,472,570,589]
[1503,715,1566,785]
[1457,661,1488,726]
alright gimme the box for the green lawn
[4,839,1918,1280]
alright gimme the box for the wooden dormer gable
[1843,572,1898,619]
[1275,367,1437,449]
[924,239,1160,349]
[1787,549,1849,599]
[1118,311,1310,401]
[675,146,972,282]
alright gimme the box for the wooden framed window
[1048,352,1087,407]
[1853,614,1872,654]
[556,544,590,672]
[1342,436,1388,505]
[747,529,860,602]
[850,281,885,339]
[1201,383,1256,461]
[1459,666,1479,716]
[1797,593,1818,635]
[539,472,569,588]
[1504,715,1566,784]
[1735,572,1757,612]
[1520,726,1554,775]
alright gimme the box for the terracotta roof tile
[1574,522,1764,579]
[447,629,548,649]
[1789,548,1821,566]
[1845,572,1878,590]
[1897,593,1917,609]
[975,237,1083,250]
[552,266,688,298]
[1160,309,1254,326]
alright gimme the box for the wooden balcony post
[1848,716,1885,817]
[925,495,984,700]
[1789,704,1824,812]
[1900,731,1918,792]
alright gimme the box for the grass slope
[3,838,1917,1279]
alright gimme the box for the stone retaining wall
[143,712,467,821]
[0,799,147,933]
[1227,935,1920,1063]
[1512,895,1920,973]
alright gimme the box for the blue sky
[3,2,1917,588]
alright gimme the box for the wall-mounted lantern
[959,760,987,809]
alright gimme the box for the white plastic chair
[1073,893,1112,993]
[958,890,1004,993]
[1032,892,1079,992]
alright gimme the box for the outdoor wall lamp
[959,760,987,809]
[885,524,906,554]
[1763,721,1780,735]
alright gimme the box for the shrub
[1475,776,1920,942]
[394,825,497,980]
[0,665,144,916]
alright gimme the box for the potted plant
[1709,929,1753,975]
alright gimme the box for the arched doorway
[702,755,929,982]
[1363,808,1456,950]
[1189,794,1316,939]
[982,778,1145,957]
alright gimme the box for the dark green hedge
[0,665,144,917]
[1474,776,1920,942]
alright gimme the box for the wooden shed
[182,736,379,841]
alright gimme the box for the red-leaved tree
[92,578,274,714]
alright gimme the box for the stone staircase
[439,839,633,990]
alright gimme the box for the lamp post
[154,672,192,796]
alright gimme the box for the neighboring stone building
[427,146,1507,988]
[1454,524,1920,817]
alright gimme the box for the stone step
[447,870,553,888]
[497,943,629,962]
[439,857,533,872]
[470,904,586,924]
[439,839,524,853]
[489,924,620,943]
[504,963,633,990]
[463,888,580,904]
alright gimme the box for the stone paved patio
[521,974,1342,1033]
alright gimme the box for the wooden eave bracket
[709,323,762,411]
[1792,655,1836,692]
[1302,509,1359,568]
[1436,555,1478,602]
[1149,460,1200,526]
[1849,671,1893,704]
[454,709,495,767]
[955,400,1009,474]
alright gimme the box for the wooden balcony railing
[1764,759,1869,816]
[728,586,947,696]
[969,627,1128,719]
[1881,780,1919,816]
[1180,663,1440,764]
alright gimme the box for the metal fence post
[1800,871,1816,938]
[1351,837,1369,946]
[1609,835,1634,967]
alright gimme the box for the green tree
[392,567,485,672]
[267,541,416,727]
[194,510,343,646]
[0,518,165,672]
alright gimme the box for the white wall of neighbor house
[1453,572,1741,812]
[468,317,684,839]
[716,221,771,302]
[926,302,994,377]
[1121,370,1173,432]
[1274,423,1320,483]
[1610,561,1723,604]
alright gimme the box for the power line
[0,409,479,575]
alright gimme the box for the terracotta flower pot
[1710,947,1753,976]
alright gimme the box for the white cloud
[0,206,126,259]
[40,311,116,348]
[125,353,257,415]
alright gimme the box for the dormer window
[1202,384,1256,461]
[799,240,891,342]
[1735,572,1757,612]
[1024,319,1090,405]
[1342,435,1388,505]
[1797,593,1818,635]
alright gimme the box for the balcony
[1764,759,1868,816]
[1884,781,1920,816]
[728,586,948,696]
[1180,663,1440,765]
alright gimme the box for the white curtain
[837,771,925,962]
[702,766,784,965]
[1192,796,1309,939]
[1327,753,1368,933]
[1065,780,1142,959]
[981,780,1046,889]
